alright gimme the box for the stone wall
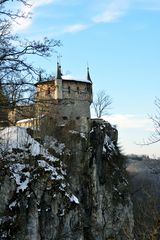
[36,79,92,102]
[62,80,92,102]
[36,98,91,134]
[8,105,35,125]
[35,79,92,133]
[36,80,56,100]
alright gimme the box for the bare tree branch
[138,98,160,145]
[93,90,112,118]
[0,0,61,113]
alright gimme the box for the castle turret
[86,66,93,103]
[55,62,63,99]
[87,66,92,83]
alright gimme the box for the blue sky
[12,0,160,157]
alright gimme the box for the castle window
[45,87,51,96]
[68,86,70,94]
[77,87,80,94]
[76,116,80,120]
[62,116,68,120]
[48,87,51,95]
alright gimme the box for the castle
[7,62,93,133]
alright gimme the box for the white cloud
[92,0,160,24]
[12,0,55,32]
[63,23,88,33]
[31,0,54,8]
[93,0,130,23]
[12,0,160,33]
[103,114,152,130]
[104,114,160,158]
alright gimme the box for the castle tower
[35,62,93,133]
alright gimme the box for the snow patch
[9,200,17,210]
[44,136,65,155]
[69,194,79,204]
[10,163,30,193]
[80,132,87,139]
[62,75,91,83]
[65,193,79,204]
[0,127,58,161]
[38,160,64,180]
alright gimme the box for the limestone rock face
[0,121,134,240]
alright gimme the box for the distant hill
[127,155,160,239]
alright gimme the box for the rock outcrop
[0,120,134,240]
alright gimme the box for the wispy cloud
[63,23,88,33]
[12,0,55,32]
[12,0,160,33]
[31,0,54,8]
[92,0,160,24]
[93,0,130,23]
[103,114,152,130]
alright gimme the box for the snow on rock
[0,127,40,155]
[44,136,65,155]
[9,163,30,193]
[9,200,17,210]
[80,132,87,139]
[65,193,79,204]
[37,160,64,180]
[69,194,79,204]
[103,134,117,158]
[0,127,58,161]
[0,126,79,208]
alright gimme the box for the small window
[76,116,80,120]
[68,86,70,94]
[77,87,80,94]
[63,116,68,120]
[45,87,51,96]
[48,87,51,94]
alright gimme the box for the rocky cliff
[0,120,134,240]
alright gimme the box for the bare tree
[147,97,160,144]
[139,98,160,145]
[0,0,60,108]
[93,90,112,118]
